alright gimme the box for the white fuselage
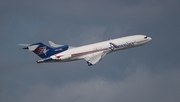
[50,35,152,62]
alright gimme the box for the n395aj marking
[19,35,152,66]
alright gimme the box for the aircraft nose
[148,37,152,41]
[144,36,152,41]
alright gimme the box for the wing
[48,41,75,49]
[84,50,110,66]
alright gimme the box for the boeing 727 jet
[19,35,152,66]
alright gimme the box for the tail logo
[34,46,49,55]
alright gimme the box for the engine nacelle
[60,54,71,60]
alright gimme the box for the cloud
[2,67,179,102]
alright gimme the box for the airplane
[19,35,152,66]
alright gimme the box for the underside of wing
[84,50,109,66]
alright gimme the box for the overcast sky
[0,0,180,102]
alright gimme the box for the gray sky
[0,0,180,102]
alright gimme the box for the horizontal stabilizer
[48,41,75,49]
[18,44,30,47]
[28,45,39,51]
[19,42,69,59]
[18,43,39,51]
[48,41,63,47]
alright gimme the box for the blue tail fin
[21,42,69,59]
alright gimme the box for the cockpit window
[144,36,147,39]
